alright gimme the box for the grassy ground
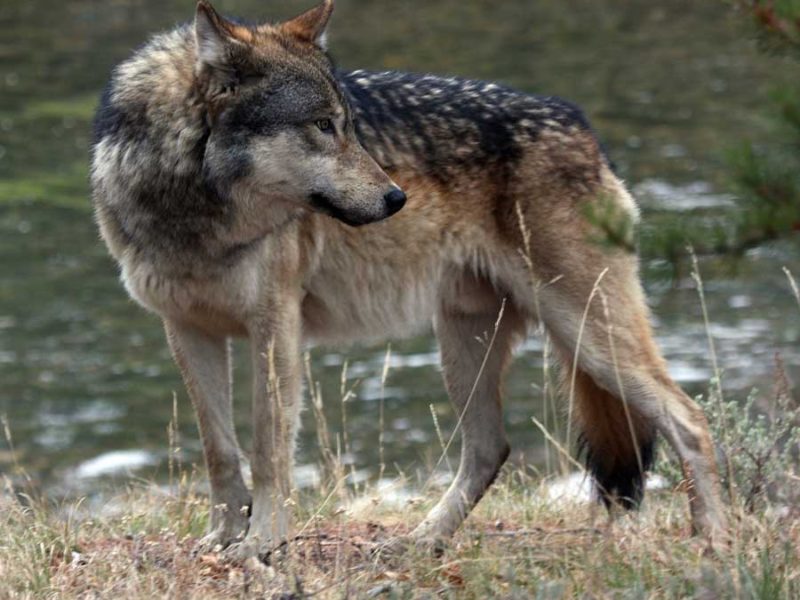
[1,463,799,599]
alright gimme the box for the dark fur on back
[339,69,599,185]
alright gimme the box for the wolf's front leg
[164,320,251,550]
[226,302,303,562]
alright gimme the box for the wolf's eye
[241,74,263,86]
[315,119,334,134]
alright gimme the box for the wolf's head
[195,0,405,227]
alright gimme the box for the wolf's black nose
[384,188,407,215]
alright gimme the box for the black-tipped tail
[565,366,656,511]
[579,432,655,509]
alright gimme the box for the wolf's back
[339,69,604,184]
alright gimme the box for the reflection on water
[0,0,798,497]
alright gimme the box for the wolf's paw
[194,495,252,555]
[222,536,288,565]
[372,534,446,563]
[222,538,265,564]
[371,535,409,562]
[690,506,731,555]
[196,522,248,555]
[703,518,732,556]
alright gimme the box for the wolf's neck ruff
[91,26,229,270]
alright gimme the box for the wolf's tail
[561,362,656,509]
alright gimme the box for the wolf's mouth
[308,192,370,227]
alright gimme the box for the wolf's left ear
[280,0,334,49]
[195,1,240,70]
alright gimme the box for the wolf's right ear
[280,0,334,49]
[195,1,238,71]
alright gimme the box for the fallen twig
[473,526,603,538]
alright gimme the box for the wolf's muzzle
[309,187,406,227]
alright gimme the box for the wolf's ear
[280,0,334,49]
[195,1,239,70]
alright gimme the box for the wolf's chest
[120,259,258,336]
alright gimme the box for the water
[0,0,798,497]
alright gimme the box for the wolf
[91,0,728,560]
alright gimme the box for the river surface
[0,0,798,497]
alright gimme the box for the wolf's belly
[301,262,440,346]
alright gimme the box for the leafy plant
[657,356,800,513]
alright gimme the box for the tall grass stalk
[378,345,392,483]
[689,247,738,508]
[785,266,800,311]
[564,268,608,454]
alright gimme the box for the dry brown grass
[1,467,799,599]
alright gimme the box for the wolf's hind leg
[165,320,251,550]
[410,278,526,546]
[538,252,728,541]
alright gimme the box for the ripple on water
[73,449,157,479]
[634,179,736,211]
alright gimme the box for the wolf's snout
[384,187,407,216]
